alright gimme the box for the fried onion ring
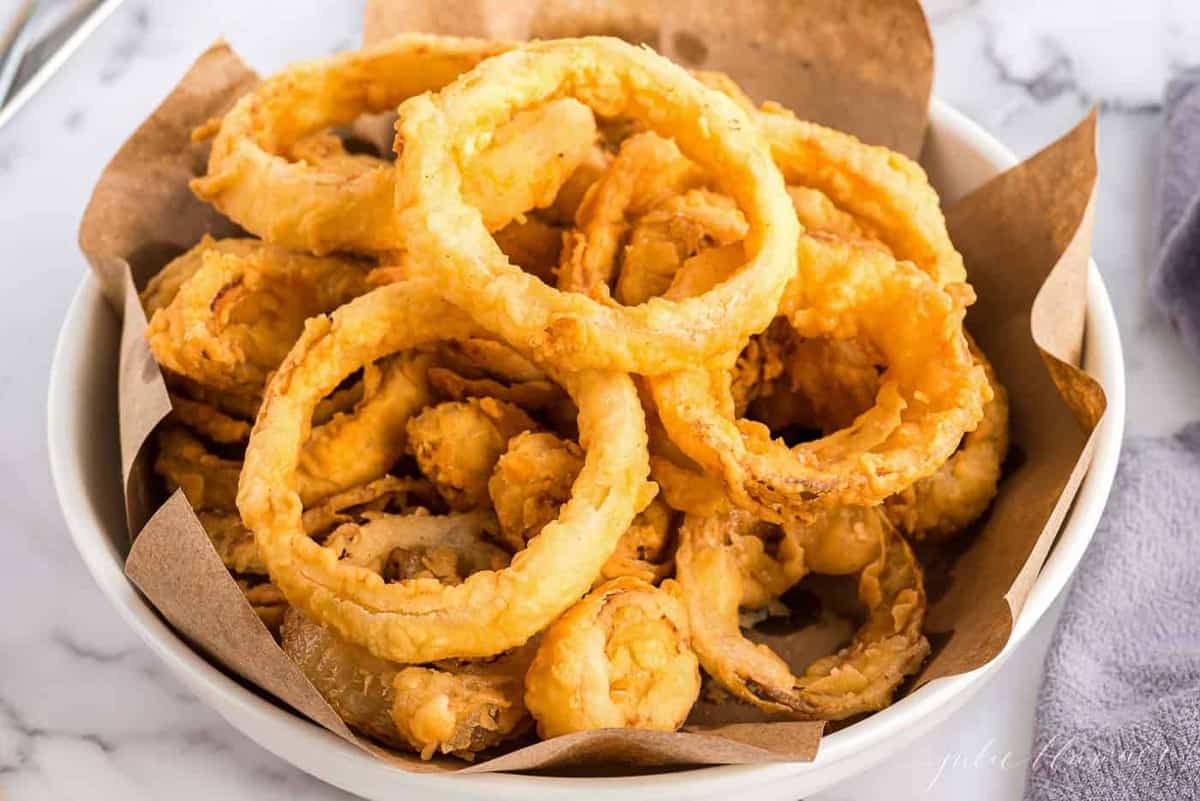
[192,35,599,254]
[885,339,1010,540]
[155,426,241,511]
[167,391,252,444]
[524,577,700,737]
[651,234,988,520]
[237,281,651,662]
[298,353,434,504]
[488,431,670,582]
[405,398,537,511]
[144,241,371,395]
[198,476,436,575]
[676,511,928,719]
[391,37,799,372]
[281,609,532,759]
[758,107,964,288]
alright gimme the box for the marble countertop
[2,1,1198,799]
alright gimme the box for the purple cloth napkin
[1150,67,1200,362]
[1024,425,1200,800]
[1026,72,1200,798]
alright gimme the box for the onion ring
[281,609,533,760]
[758,106,964,288]
[676,510,928,719]
[192,35,601,254]
[391,37,799,372]
[651,234,988,520]
[139,236,264,317]
[166,391,252,444]
[405,398,537,511]
[487,430,669,582]
[237,281,651,662]
[198,476,437,576]
[156,425,241,511]
[524,577,699,737]
[144,241,371,395]
[298,353,434,504]
[885,339,1010,540]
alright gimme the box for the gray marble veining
[0,1,1197,799]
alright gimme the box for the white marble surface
[2,1,1198,799]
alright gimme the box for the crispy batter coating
[885,339,1010,540]
[406,398,537,511]
[652,234,988,520]
[139,236,264,317]
[615,190,747,306]
[297,353,433,504]
[282,610,533,760]
[198,476,437,575]
[423,338,574,421]
[747,328,882,434]
[323,511,511,580]
[167,391,252,444]
[237,281,652,662]
[155,426,241,511]
[159,354,431,513]
[144,240,370,395]
[677,510,928,720]
[543,142,611,224]
[524,577,700,737]
[598,498,675,585]
[557,132,707,300]
[489,431,672,582]
[192,35,599,253]
[393,38,800,372]
[492,217,565,285]
[759,106,965,288]
[487,431,583,551]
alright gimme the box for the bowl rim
[48,96,1126,798]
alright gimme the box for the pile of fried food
[140,34,1009,761]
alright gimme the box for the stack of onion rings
[127,32,1015,761]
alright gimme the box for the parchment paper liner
[76,0,1106,774]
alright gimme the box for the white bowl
[48,98,1125,801]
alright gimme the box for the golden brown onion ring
[651,234,988,520]
[676,510,928,719]
[167,392,252,444]
[487,431,669,583]
[614,189,748,307]
[524,577,700,737]
[405,398,537,511]
[155,426,241,511]
[557,132,708,300]
[159,356,431,511]
[198,476,437,575]
[139,236,264,317]
[237,281,651,662]
[144,241,370,395]
[759,107,964,288]
[297,353,434,504]
[281,609,532,760]
[885,340,1010,541]
[392,37,799,373]
[192,35,598,254]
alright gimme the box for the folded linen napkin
[1024,425,1200,800]
[1150,66,1200,363]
